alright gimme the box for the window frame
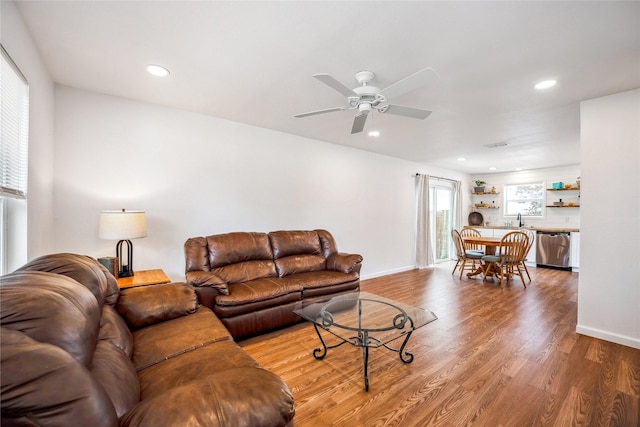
[1,44,30,274]
[503,182,545,217]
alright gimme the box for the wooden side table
[116,269,171,289]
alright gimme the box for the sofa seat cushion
[213,277,302,318]
[137,339,260,399]
[123,367,295,427]
[215,277,302,308]
[132,307,232,371]
[280,270,360,290]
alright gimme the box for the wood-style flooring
[240,264,640,426]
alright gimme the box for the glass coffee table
[293,291,437,391]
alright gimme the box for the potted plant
[473,180,486,193]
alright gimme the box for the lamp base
[119,268,134,278]
[116,239,136,278]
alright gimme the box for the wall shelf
[546,188,579,191]
[546,205,580,208]
[472,192,500,195]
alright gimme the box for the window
[503,182,544,216]
[1,44,30,274]
[1,44,29,199]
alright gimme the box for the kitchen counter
[466,225,580,233]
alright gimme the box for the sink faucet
[517,213,523,227]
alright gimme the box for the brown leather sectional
[0,253,295,426]
[185,229,363,340]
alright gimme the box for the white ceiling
[14,1,640,174]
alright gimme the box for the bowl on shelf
[552,182,564,189]
[553,201,565,206]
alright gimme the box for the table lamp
[99,209,147,277]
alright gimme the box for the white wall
[470,165,581,229]
[579,89,640,349]
[1,1,56,269]
[53,86,468,281]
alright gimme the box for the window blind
[1,44,29,199]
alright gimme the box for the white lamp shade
[99,210,147,240]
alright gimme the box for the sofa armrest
[116,283,198,330]
[185,271,229,295]
[326,252,363,274]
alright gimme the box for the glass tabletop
[293,291,437,348]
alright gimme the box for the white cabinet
[570,232,580,271]
[478,228,494,237]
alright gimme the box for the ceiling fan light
[147,64,170,77]
[534,79,556,90]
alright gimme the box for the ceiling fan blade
[294,107,345,118]
[379,67,439,100]
[382,104,432,120]
[313,74,357,97]
[351,112,368,134]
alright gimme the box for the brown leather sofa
[185,229,363,339]
[0,253,295,427]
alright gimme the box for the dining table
[462,236,502,278]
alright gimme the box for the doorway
[429,185,454,263]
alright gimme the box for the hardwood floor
[240,264,640,426]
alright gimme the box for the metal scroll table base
[310,320,415,392]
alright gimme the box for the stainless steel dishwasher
[536,231,571,270]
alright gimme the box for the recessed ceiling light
[457,157,466,161]
[368,130,380,137]
[147,64,170,77]
[534,79,556,90]
[515,168,523,171]
[489,167,497,171]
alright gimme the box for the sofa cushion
[207,232,277,283]
[0,271,101,367]
[15,253,117,308]
[214,277,302,308]
[185,270,229,295]
[274,254,327,277]
[91,339,140,418]
[279,270,360,290]
[136,339,260,399]
[269,230,322,259]
[122,367,294,427]
[131,307,232,371]
[0,327,118,427]
[99,305,134,358]
[184,236,210,272]
[116,283,198,330]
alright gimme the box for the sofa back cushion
[15,253,119,307]
[206,232,277,283]
[0,271,101,367]
[269,230,327,277]
[1,327,118,427]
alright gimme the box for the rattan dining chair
[451,229,484,279]
[481,231,530,287]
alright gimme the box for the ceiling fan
[294,67,438,134]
